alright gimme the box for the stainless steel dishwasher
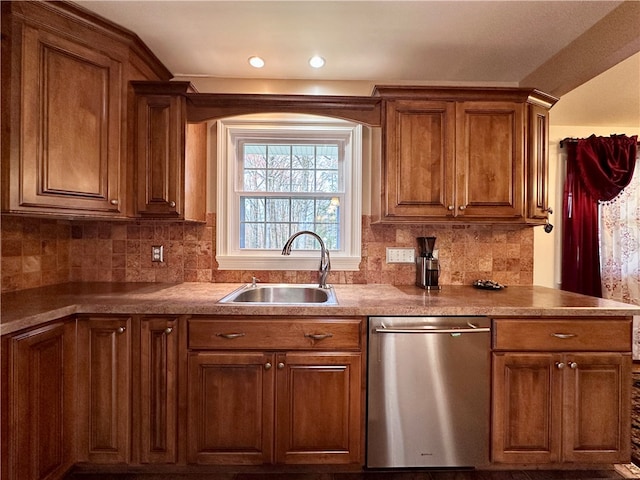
[367,316,491,468]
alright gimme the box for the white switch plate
[386,247,415,264]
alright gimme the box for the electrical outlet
[151,245,164,262]
[386,247,415,264]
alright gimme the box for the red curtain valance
[576,134,638,201]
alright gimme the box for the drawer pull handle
[304,333,334,341]
[556,362,566,369]
[216,332,246,339]
[551,333,577,339]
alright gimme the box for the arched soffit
[186,93,382,127]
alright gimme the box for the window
[216,115,362,270]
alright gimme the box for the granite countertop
[2,282,639,336]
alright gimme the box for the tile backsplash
[1,214,533,293]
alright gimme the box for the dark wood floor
[62,468,629,480]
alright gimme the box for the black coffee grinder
[416,236,441,290]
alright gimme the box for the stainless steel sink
[217,283,338,305]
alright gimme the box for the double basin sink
[218,283,338,305]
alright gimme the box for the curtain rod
[560,136,640,148]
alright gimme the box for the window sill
[216,255,361,271]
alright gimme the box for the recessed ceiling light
[309,55,325,68]
[248,56,265,68]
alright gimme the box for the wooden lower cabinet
[492,351,631,464]
[1,320,76,480]
[186,316,364,466]
[77,316,132,464]
[187,350,362,465]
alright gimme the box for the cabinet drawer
[493,318,631,352]
[188,317,362,350]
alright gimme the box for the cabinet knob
[265,362,272,370]
[110,199,119,205]
[117,326,126,334]
[569,362,578,369]
[448,205,455,211]
[459,205,466,211]
[169,201,176,208]
[545,207,554,214]
[277,362,285,369]
[164,327,173,335]
[555,362,565,369]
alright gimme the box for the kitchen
[2,1,640,479]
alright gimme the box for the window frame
[216,114,362,271]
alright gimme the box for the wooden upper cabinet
[372,87,558,224]
[1,1,171,219]
[3,20,123,216]
[133,82,207,222]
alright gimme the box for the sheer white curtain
[600,156,640,306]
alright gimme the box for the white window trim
[216,114,362,271]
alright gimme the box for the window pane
[266,198,290,222]
[291,199,315,223]
[316,171,339,192]
[244,144,267,168]
[267,145,291,169]
[291,169,314,192]
[241,223,265,249]
[316,145,339,169]
[266,169,291,192]
[241,197,265,221]
[292,145,315,169]
[316,224,339,249]
[244,169,266,191]
[265,223,291,249]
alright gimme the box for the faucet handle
[251,276,260,287]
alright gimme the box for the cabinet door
[527,104,551,222]
[275,352,362,464]
[456,101,525,219]
[491,352,562,464]
[187,352,274,464]
[135,93,184,218]
[563,353,631,463]
[2,321,76,480]
[139,317,178,464]
[77,317,131,464]
[12,24,123,216]
[382,99,456,220]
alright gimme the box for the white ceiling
[76,0,640,127]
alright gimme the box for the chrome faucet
[282,231,331,289]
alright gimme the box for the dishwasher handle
[374,323,490,334]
